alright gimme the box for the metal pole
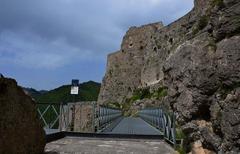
[71,95,76,131]
[59,103,62,131]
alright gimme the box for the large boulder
[0,77,46,154]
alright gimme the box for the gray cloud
[0,0,193,69]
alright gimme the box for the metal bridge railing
[37,102,98,132]
[37,103,63,130]
[95,106,122,132]
[37,103,122,133]
[138,108,176,147]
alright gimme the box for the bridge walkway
[108,117,162,135]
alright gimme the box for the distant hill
[23,87,48,96]
[23,81,101,103]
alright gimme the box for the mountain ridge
[23,80,101,103]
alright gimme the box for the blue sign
[72,79,79,86]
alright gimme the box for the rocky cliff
[98,22,164,104]
[98,0,240,153]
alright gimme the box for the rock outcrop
[98,0,240,153]
[98,22,164,105]
[0,77,46,154]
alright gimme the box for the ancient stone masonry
[98,0,240,153]
[65,102,96,133]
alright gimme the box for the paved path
[110,117,162,135]
[45,137,176,154]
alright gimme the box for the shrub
[198,15,209,30]
[132,88,151,101]
[176,128,186,140]
[152,87,168,99]
[192,15,209,35]
[106,102,122,109]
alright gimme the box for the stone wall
[63,102,96,132]
[74,102,95,132]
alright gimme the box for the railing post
[59,103,62,131]
[172,113,176,149]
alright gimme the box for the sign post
[70,79,79,131]
[71,79,79,95]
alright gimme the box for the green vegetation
[130,86,168,102]
[105,102,123,110]
[176,128,186,140]
[32,81,101,103]
[132,88,151,100]
[152,87,168,100]
[211,0,224,8]
[193,15,209,35]
[175,124,187,154]
[198,15,209,30]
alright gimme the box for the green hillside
[32,81,101,103]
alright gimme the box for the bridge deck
[45,137,175,154]
[109,117,162,135]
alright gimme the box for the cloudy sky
[0,0,193,90]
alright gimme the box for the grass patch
[175,125,187,154]
[152,87,168,100]
[176,128,186,140]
